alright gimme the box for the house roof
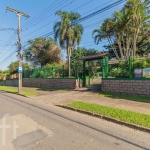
[108,60,119,64]
[79,52,109,61]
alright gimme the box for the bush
[39,71,44,78]
[110,67,129,78]
[109,58,150,78]
[133,59,150,69]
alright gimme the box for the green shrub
[109,58,150,78]
[133,59,150,69]
[39,71,44,78]
[110,67,129,78]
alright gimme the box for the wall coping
[1,78,77,81]
[103,78,150,81]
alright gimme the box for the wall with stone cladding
[0,80,18,86]
[0,78,82,89]
[102,79,150,97]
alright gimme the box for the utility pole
[6,7,30,94]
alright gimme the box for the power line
[22,0,124,41]
[0,23,17,40]
[0,28,15,31]
[22,0,76,37]
[0,45,15,46]
[73,0,94,11]
[22,0,110,37]
[73,0,126,24]
[80,41,108,45]
[22,0,63,27]
[81,0,113,16]
[10,16,17,26]
[22,0,95,37]
[0,45,16,59]
[23,0,72,30]
[23,0,113,31]
[81,43,106,47]
[0,49,16,63]
[81,3,124,26]
[50,0,125,35]
[1,11,7,23]
[0,32,17,51]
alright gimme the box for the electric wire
[1,11,7,23]
[2,0,125,63]
[22,0,124,41]
[22,0,113,36]
[0,48,16,64]
[0,45,16,59]
[23,0,73,30]
[73,0,126,24]
[22,0,63,27]
[21,0,95,36]
[22,0,76,37]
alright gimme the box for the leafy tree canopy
[24,37,61,68]
[71,47,100,66]
[7,61,31,74]
[93,0,150,60]
[0,70,10,80]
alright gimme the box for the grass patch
[68,101,150,128]
[99,92,150,103]
[0,86,37,97]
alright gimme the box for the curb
[57,105,150,134]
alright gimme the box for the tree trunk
[67,42,71,77]
[133,34,137,57]
[133,28,140,57]
[126,41,130,59]
[122,34,126,57]
[117,39,124,59]
[68,54,71,77]
[108,37,120,60]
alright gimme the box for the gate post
[128,56,132,78]
[102,56,109,78]
[105,56,109,78]
[62,65,64,78]
[102,58,105,79]
[83,60,86,87]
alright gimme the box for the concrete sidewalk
[29,88,150,115]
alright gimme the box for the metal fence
[23,63,101,80]
[23,65,68,78]
[103,56,150,79]
[102,56,133,78]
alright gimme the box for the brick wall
[0,78,82,89]
[102,79,150,97]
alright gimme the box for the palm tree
[53,10,84,76]
[123,0,150,57]
[92,0,150,60]
[92,19,120,60]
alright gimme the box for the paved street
[0,91,150,150]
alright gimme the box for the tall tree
[0,70,10,80]
[92,0,150,60]
[24,37,61,68]
[71,47,100,66]
[7,61,31,74]
[54,10,84,76]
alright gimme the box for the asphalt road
[0,91,150,150]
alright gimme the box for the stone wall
[0,78,82,89]
[102,79,150,97]
[0,80,18,86]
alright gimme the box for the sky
[0,0,125,70]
